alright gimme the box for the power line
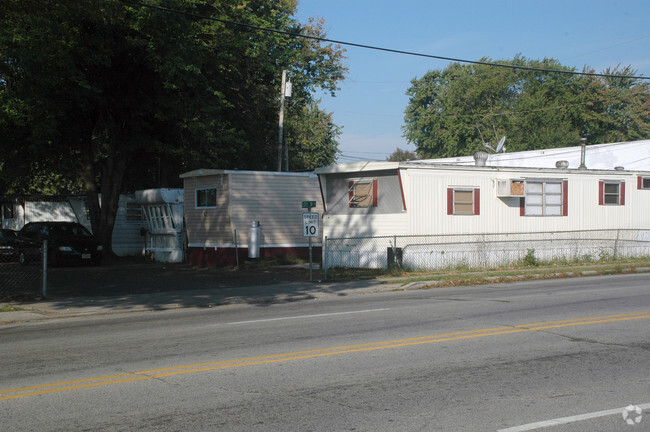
[120,0,649,81]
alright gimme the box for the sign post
[302,201,319,281]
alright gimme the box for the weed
[523,249,539,267]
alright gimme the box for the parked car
[0,229,41,263]
[18,222,103,266]
[0,229,21,261]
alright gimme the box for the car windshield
[45,224,93,238]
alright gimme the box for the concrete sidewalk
[2,262,649,324]
[0,277,406,323]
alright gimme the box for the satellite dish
[495,136,506,153]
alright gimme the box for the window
[145,205,176,230]
[2,204,14,219]
[447,188,480,215]
[521,180,567,216]
[196,187,217,208]
[638,176,650,190]
[598,181,625,206]
[126,202,142,222]
[348,179,377,208]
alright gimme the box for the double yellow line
[2,310,649,401]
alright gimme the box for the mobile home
[180,169,323,267]
[315,154,650,269]
[0,195,146,257]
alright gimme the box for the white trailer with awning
[135,188,185,263]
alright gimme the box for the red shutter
[598,181,604,205]
[473,188,480,215]
[620,181,625,206]
[639,176,643,190]
[372,179,378,207]
[562,180,568,216]
[348,181,354,208]
[520,197,525,216]
[447,188,453,215]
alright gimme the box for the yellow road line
[2,311,649,401]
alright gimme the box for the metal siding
[184,174,232,246]
[111,195,146,256]
[323,213,409,238]
[229,173,322,246]
[406,168,647,236]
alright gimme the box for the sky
[293,0,650,163]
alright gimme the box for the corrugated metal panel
[112,195,146,257]
[323,214,409,238]
[405,167,649,236]
[229,172,322,246]
[183,174,232,245]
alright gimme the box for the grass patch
[0,304,25,312]
[322,257,650,285]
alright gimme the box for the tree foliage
[386,148,418,162]
[0,0,346,252]
[402,56,649,158]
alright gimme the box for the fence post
[614,229,620,259]
[323,236,328,281]
[42,239,47,298]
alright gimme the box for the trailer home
[135,188,185,263]
[0,195,146,257]
[315,157,650,270]
[180,169,323,267]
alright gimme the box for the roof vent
[555,160,569,169]
[615,166,625,171]
[473,151,489,166]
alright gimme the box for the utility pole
[277,70,287,172]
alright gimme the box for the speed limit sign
[302,212,319,237]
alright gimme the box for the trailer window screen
[196,187,217,208]
[348,179,377,208]
[524,180,563,216]
[638,176,650,190]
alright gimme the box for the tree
[285,101,341,170]
[0,0,346,254]
[402,56,649,158]
[386,148,418,162]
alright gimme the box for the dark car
[18,222,103,266]
[0,228,41,263]
[0,229,21,261]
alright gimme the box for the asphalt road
[1,273,649,431]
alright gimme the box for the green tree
[285,101,341,170]
[0,0,346,253]
[402,56,649,158]
[386,148,418,162]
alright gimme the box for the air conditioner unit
[496,179,525,197]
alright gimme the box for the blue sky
[293,0,650,162]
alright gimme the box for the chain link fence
[0,241,44,300]
[324,229,650,277]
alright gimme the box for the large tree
[403,56,649,159]
[0,0,346,253]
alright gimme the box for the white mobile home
[315,157,650,269]
[180,169,323,267]
[0,195,146,257]
[135,188,185,263]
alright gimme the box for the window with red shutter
[447,187,480,215]
[599,180,624,206]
